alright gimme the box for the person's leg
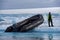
[48,20,50,27]
[51,20,53,27]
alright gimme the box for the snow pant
[48,19,53,27]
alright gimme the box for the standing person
[48,12,53,27]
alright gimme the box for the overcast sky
[0,0,60,10]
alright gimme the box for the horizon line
[0,7,60,14]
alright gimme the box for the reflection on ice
[0,33,60,40]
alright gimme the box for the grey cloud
[0,0,60,9]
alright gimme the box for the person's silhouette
[48,12,53,27]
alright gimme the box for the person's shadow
[48,34,53,40]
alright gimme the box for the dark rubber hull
[5,14,44,32]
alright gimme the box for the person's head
[49,12,51,15]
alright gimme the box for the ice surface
[0,14,60,31]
